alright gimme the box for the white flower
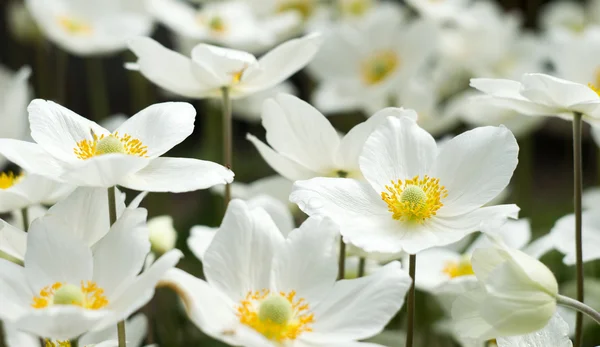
[0,205,182,339]
[405,0,468,22]
[0,65,31,143]
[0,171,74,213]
[213,175,293,208]
[127,33,322,99]
[25,0,154,56]
[148,215,177,256]
[248,93,417,181]
[162,199,411,346]
[470,73,600,121]
[451,239,559,340]
[550,209,600,265]
[291,115,519,254]
[232,82,297,122]
[496,313,572,347]
[6,1,42,44]
[149,0,291,53]
[0,100,234,191]
[310,11,437,114]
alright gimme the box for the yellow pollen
[231,69,245,84]
[340,0,372,16]
[73,132,148,160]
[237,290,314,342]
[442,255,474,278]
[208,16,226,33]
[32,281,108,310]
[381,175,448,223]
[45,341,72,347]
[56,16,92,35]
[361,51,399,85]
[277,0,315,19]
[0,171,24,189]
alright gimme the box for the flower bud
[148,216,177,255]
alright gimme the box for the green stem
[358,257,366,277]
[55,48,68,104]
[338,238,346,280]
[21,207,29,231]
[221,87,232,206]
[108,187,126,347]
[0,322,6,347]
[573,112,584,347]
[405,254,416,347]
[70,338,79,347]
[86,58,110,121]
[557,294,600,325]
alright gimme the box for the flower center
[381,175,447,223]
[45,341,72,347]
[208,16,226,33]
[237,290,314,342]
[32,281,108,310]
[56,16,92,35]
[0,171,23,189]
[74,132,148,160]
[442,255,474,278]
[340,0,372,16]
[361,51,399,85]
[277,0,315,20]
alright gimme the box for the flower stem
[338,238,346,280]
[86,58,110,122]
[573,112,584,347]
[70,338,79,347]
[21,207,29,231]
[557,294,600,325]
[108,187,126,347]
[221,87,232,206]
[358,257,366,277]
[405,254,416,347]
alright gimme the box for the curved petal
[188,225,217,262]
[11,174,75,207]
[239,33,323,94]
[432,126,518,216]
[550,210,600,265]
[203,199,285,301]
[469,79,558,115]
[191,44,256,87]
[0,259,32,320]
[119,157,234,193]
[467,219,532,253]
[246,195,294,235]
[305,262,411,343]
[28,99,109,163]
[247,134,320,181]
[0,139,64,179]
[0,189,31,213]
[0,220,27,261]
[520,73,599,108]
[79,313,148,347]
[496,313,572,347]
[62,154,151,188]
[359,116,437,194]
[128,37,210,98]
[115,102,196,158]
[414,248,461,292]
[272,216,338,305]
[261,94,339,173]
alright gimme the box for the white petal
[0,66,31,141]
[4,324,41,347]
[470,79,558,115]
[522,234,554,259]
[305,262,411,343]
[203,199,285,301]
[520,73,599,108]
[432,276,479,315]
[272,216,338,304]
[80,313,148,347]
[92,208,150,299]
[239,33,323,94]
[261,94,339,173]
[359,116,437,194]
[550,210,600,264]
[14,306,109,340]
[0,259,31,320]
[25,219,93,294]
[497,312,572,347]
[414,248,461,292]
[451,287,498,339]
[0,220,27,261]
[246,195,294,235]
[467,219,532,253]
[0,189,30,214]
[128,37,210,98]
[62,154,151,188]
[0,139,64,179]
[119,157,234,192]
[188,225,217,262]
[191,44,256,87]
[247,134,320,181]
[115,102,196,158]
[432,126,518,216]
[28,99,109,163]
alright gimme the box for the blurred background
[1,0,600,346]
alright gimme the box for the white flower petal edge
[497,313,572,347]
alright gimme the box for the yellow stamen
[381,175,448,223]
[56,16,92,35]
[361,51,400,85]
[0,171,23,189]
[231,69,245,84]
[277,0,315,20]
[45,341,71,347]
[32,281,108,310]
[442,255,475,278]
[340,0,372,16]
[73,132,148,160]
[209,16,226,33]
[237,290,314,342]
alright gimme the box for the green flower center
[52,284,85,306]
[258,295,294,325]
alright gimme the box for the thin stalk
[358,257,366,277]
[108,187,126,347]
[557,294,600,325]
[338,238,346,280]
[221,87,232,206]
[0,323,5,347]
[86,58,110,121]
[405,254,416,347]
[21,207,29,231]
[573,112,584,347]
[55,48,68,104]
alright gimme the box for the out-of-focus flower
[212,175,293,208]
[452,238,559,340]
[25,0,153,56]
[540,1,586,34]
[232,82,296,122]
[6,1,42,44]
[550,209,600,265]
[128,33,321,99]
[405,0,468,22]
[471,73,600,122]
[292,116,519,254]
[148,215,177,256]
[0,171,73,213]
[496,313,572,347]
[249,94,415,181]
[0,65,32,156]
[310,11,437,114]
[0,100,233,191]
[0,204,182,340]
[162,199,411,346]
